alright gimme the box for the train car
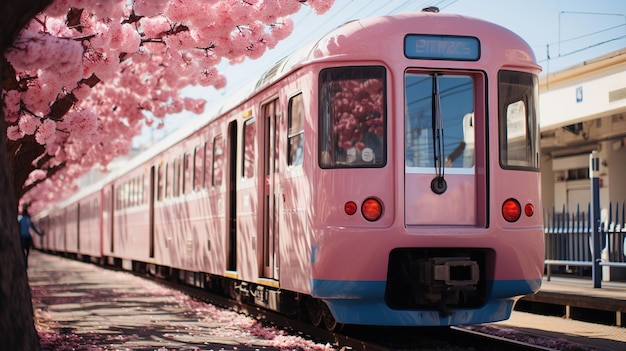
[34,182,104,260]
[302,10,545,328]
[106,166,151,264]
[76,189,102,259]
[36,8,543,329]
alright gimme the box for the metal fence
[544,202,626,283]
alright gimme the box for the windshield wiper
[431,73,447,194]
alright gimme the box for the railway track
[145,271,560,351]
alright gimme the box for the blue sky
[136,0,625,145]
[213,0,625,96]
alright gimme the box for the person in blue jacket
[18,205,43,268]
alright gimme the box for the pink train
[35,8,544,329]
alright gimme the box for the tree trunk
[0,1,53,350]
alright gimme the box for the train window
[164,163,170,199]
[140,174,145,204]
[183,152,192,195]
[319,66,386,168]
[171,160,176,197]
[498,70,540,170]
[129,179,135,207]
[173,158,181,197]
[129,180,134,207]
[243,118,256,179]
[126,179,135,208]
[115,187,120,209]
[136,176,141,205]
[133,178,138,207]
[134,178,138,206]
[203,141,211,188]
[117,184,122,209]
[137,176,142,205]
[124,182,130,209]
[136,177,141,206]
[212,135,224,187]
[405,73,475,170]
[194,145,204,191]
[157,164,164,201]
[288,93,304,167]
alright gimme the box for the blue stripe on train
[310,279,542,326]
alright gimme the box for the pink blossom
[112,23,141,53]
[64,110,98,139]
[133,0,169,17]
[272,18,295,41]
[42,0,74,17]
[7,126,23,141]
[72,84,91,101]
[87,51,120,81]
[46,143,61,157]
[167,98,184,114]
[21,87,51,117]
[18,115,42,135]
[308,0,334,14]
[164,0,198,23]
[4,90,21,114]
[139,16,171,37]
[4,111,20,123]
[36,119,58,145]
[25,170,48,187]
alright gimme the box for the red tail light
[524,203,534,217]
[344,201,358,216]
[362,198,383,221]
[502,198,521,222]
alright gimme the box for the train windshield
[405,73,475,171]
[498,70,540,170]
[319,66,386,168]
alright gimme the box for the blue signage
[404,35,480,61]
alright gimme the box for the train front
[308,10,544,327]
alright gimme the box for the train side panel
[49,210,66,253]
[77,191,102,258]
[112,168,151,262]
[203,127,228,275]
[275,70,315,294]
[64,204,79,254]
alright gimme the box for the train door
[102,185,114,254]
[76,203,81,252]
[62,209,67,253]
[149,165,155,258]
[226,120,238,272]
[404,71,486,226]
[261,99,280,280]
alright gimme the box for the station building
[539,49,626,219]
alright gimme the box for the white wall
[540,69,626,129]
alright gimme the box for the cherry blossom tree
[3,0,334,210]
[0,1,335,349]
[1,2,54,349]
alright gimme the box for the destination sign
[404,35,480,61]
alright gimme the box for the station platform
[27,251,327,351]
[517,276,626,327]
[27,251,626,350]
